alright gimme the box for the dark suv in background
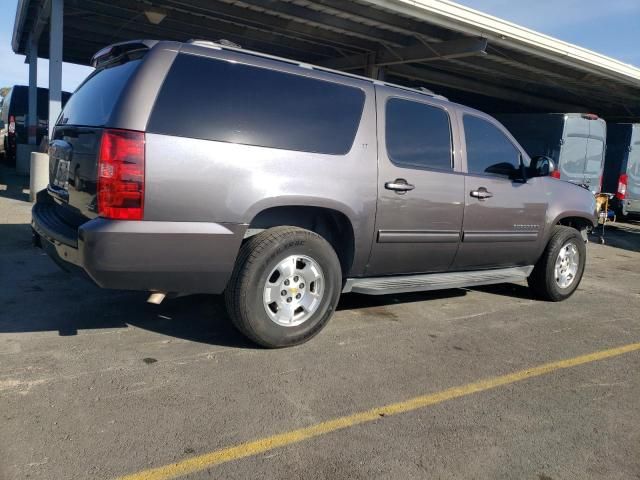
[0,85,71,166]
[32,40,597,348]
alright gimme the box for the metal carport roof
[11,0,640,121]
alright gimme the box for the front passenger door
[453,114,548,270]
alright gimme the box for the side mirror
[530,155,556,177]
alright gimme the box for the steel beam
[234,0,410,46]
[32,0,52,41]
[306,0,454,41]
[321,38,487,71]
[48,0,63,139]
[155,0,378,52]
[28,34,38,145]
[388,64,585,111]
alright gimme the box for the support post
[367,66,386,81]
[48,0,63,140]
[28,35,38,146]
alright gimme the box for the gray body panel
[626,124,640,213]
[33,40,597,296]
[498,113,606,194]
[32,192,244,293]
[366,85,464,275]
[604,123,640,214]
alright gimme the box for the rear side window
[148,54,366,155]
[385,98,452,170]
[464,115,521,176]
[59,59,142,127]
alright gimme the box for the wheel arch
[246,203,357,277]
[555,214,595,232]
[536,212,595,259]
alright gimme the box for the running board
[343,266,534,295]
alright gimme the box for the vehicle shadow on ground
[469,283,534,300]
[337,289,467,310]
[592,220,640,253]
[0,166,30,202]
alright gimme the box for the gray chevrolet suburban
[32,40,597,347]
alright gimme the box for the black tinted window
[148,54,366,155]
[11,88,27,114]
[385,98,452,170]
[464,115,521,176]
[60,60,141,127]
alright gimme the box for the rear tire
[225,226,342,348]
[527,226,586,301]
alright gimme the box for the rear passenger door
[453,113,548,270]
[366,88,464,276]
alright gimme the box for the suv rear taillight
[97,129,145,220]
[8,115,15,135]
[550,170,561,179]
[616,173,628,200]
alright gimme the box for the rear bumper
[32,195,246,294]
[619,198,640,215]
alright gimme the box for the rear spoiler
[91,40,159,68]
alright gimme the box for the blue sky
[456,0,640,66]
[0,0,638,92]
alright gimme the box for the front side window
[148,54,366,155]
[464,115,521,177]
[385,98,452,170]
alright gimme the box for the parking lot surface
[1,166,639,480]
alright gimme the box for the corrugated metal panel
[367,0,640,85]
[10,0,640,120]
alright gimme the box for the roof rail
[188,39,242,49]
[184,40,446,101]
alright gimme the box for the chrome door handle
[470,187,493,200]
[385,179,415,193]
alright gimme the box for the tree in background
[0,87,10,99]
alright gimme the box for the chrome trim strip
[377,230,460,243]
[463,231,538,243]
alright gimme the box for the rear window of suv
[147,53,366,155]
[59,59,142,127]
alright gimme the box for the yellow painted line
[117,342,640,480]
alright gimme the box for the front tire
[527,225,586,301]
[225,226,342,348]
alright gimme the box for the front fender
[538,179,597,254]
